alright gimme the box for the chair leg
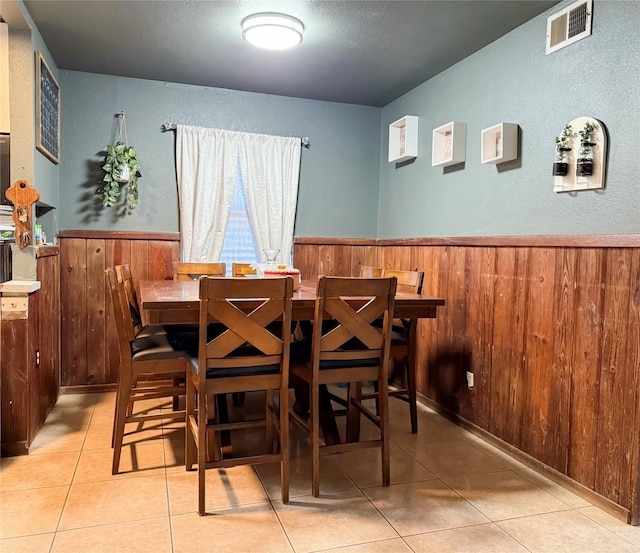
[185,377,196,471]
[311,383,321,497]
[172,376,181,411]
[215,394,231,460]
[280,386,290,504]
[112,372,132,475]
[265,389,275,452]
[232,392,246,406]
[198,388,208,515]
[346,382,361,443]
[377,374,391,487]
[406,353,418,434]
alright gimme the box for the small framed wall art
[35,51,60,164]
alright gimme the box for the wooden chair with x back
[290,276,397,496]
[185,276,294,515]
[368,267,424,434]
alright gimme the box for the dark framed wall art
[35,51,60,164]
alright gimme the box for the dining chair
[114,264,197,414]
[232,263,258,277]
[114,264,169,339]
[359,266,383,278]
[173,261,226,280]
[361,268,424,433]
[290,276,397,496]
[105,267,189,475]
[185,276,294,515]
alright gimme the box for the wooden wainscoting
[1,246,60,455]
[58,230,180,388]
[294,236,640,525]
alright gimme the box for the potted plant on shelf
[553,123,573,177]
[576,121,599,177]
[98,142,141,210]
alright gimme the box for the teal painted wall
[59,71,381,238]
[378,0,640,238]
[11,0,59,238]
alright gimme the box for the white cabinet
[481,123,518,164]
[388,116,418,163]
[432,121,466,167]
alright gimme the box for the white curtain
[176,125,236,262]
[176,125,301,265]
[237,133,301,265]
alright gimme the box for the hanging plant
[98,112,141,210]
[100,142,141,209]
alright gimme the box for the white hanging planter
[115,162,130,183]
[98,111,141,210]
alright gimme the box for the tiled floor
[1,391,639,552]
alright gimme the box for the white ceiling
[22,0,559,107]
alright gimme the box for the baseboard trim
[61,384,117,395]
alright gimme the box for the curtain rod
[161,123,310,148]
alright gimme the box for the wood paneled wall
[58,231,180,388]
[294,236,640,524]
[58,232,639,523]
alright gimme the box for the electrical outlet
[466,371,474,389]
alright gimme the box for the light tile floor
[1,391,639,552]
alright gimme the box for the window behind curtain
[219,160,259,275]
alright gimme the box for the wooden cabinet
[1,246,60,456]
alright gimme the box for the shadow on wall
[77,154,131,224]
[427,347,472,415]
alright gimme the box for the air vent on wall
[546,0,592,55]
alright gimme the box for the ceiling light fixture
[241,13,304,50]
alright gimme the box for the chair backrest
[310,276,397,374]
[359,266,383,278]
[105,267,135,364]
[232,263,258,277]
[382,268,424,295]
[198,276,293,384]
[114,264,143,341]
[173,262,226,281]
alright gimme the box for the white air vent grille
[546,0,592,55]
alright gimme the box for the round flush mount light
[241,13,304,50]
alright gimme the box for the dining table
[139,277,446,445]
[140,278,445,324]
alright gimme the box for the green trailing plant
[555,123,573,150]
[99,141,141,210]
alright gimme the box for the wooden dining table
[139,278,446,445]
[140,278,445,324]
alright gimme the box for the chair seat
[390,328,409,346]
[131,333,193,361]
[188,355,281,378]
[135,324,168,338]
